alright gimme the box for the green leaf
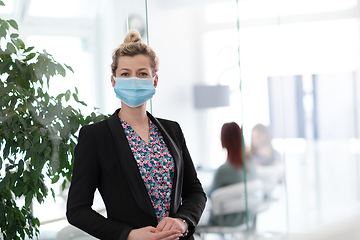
[30,126,38,132]
[25,192,33,207]
[22,182,28,193]
[72,93,79,102]
[3,139,10,157]
[75,87,79,94]
[24,46,34,53]
[44,147,51,158]
[25,146,34,160]
[32,132,40,145]
[36,192,44,203]
[48,62,56,76]
[0,84,7,97]
[39,127,46,136]
[18,160,24,173]
[23,171,30,182]
[3,128,9,138]
[19,116,27,128]
[24,53,36,61]
[0,24,6,38]
[38,141,47,153]
[14,38,25,49]
[10,33,19,38]
[0,19,9,31]
[24,140,31,150]
[51,175,59,184]
[13,182,24,197]
[37,87,43,96]
[6,42,16,54]
[50,187,56,200]
[0,174,10,188]
[61,180,67,191]
[7,19,18,31]
[64,64,74,73]
[65,90,71,102]
[56,93,65,100]
[72,93,87,106]
[33,217,40,228]
[56,63,66,77]
[0,1,5,6]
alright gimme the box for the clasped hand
[127,217,188,240]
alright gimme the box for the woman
[66,30,206,240]
[250,123,281,166]
[207,122,256,227]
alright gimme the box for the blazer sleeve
[171,123,207,238]
[66,125,133,240]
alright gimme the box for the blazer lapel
[107,109,156,219]
[147,112,183,215]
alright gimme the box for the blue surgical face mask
[113,76,156,108]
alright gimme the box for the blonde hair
[111,29,159,76]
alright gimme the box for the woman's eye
[120,72,129,76]
[139,72,149,77]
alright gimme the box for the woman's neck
[255,145,273,157]
[118,103,148,127]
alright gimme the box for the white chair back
[210,179,264,216]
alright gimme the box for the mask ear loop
[111,75,116,87]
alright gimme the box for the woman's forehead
[117,55,151,70]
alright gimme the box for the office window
[28,0,96,19]
[26,35,96,114]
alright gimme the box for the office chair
[256,165,284,202]
[195,179,265,240]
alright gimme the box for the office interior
[1,0,360,239]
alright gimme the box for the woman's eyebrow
[137,68,150,71]
[119,68,130,71]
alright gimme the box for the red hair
[221,122,244,169]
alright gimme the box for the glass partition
[145,0,360,239]
[147,0,277,238]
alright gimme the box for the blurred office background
[1,0,360,239]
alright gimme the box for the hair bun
[124,29,142,44]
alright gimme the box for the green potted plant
[0,1,108,239]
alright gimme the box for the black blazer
[66,109,207,240]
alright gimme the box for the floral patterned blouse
[121,119,175,222]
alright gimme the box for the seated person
[206,122,257,227]
[250,124,283,200]
[250,123,281,166]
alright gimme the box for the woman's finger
[147,226,156,232]
[155,229,182,240]
[161,219,174,231]
[156,218,166,232]
[156,217,173,232]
